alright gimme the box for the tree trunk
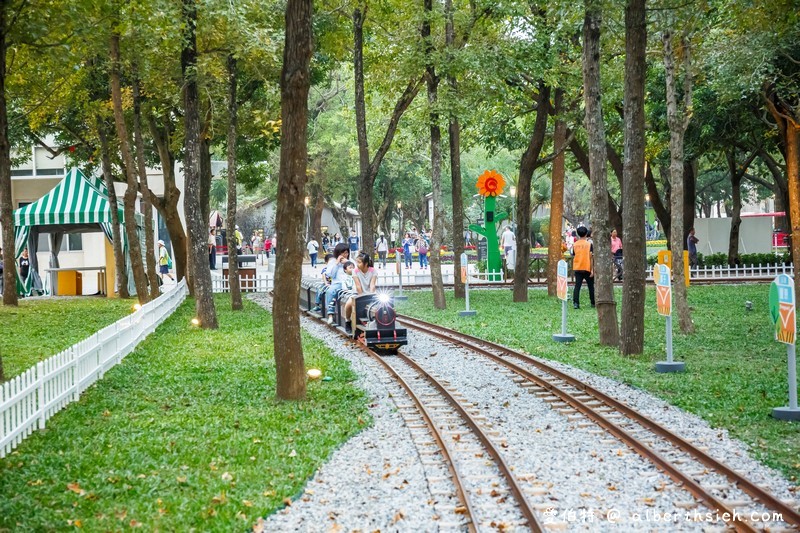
[787,123,800,305]
[273,0,313,400]
[353,5,421,258]
[514,85,551,302]
[445,0,465,300]
[423,0,446,309]
[200,119,212,239]
[132,75,160,300]
[583,3,619,346]
[620,0,647,355]
[727,150,743,266]
[353,5,373,255]
[182,0,218,328]
[548,90,567,298]
[662,29,694,334]
[227,55,242,311]
[97,118,130,299]
[146,113,188,281]
[0,1,17,308]
[109,32,150,303]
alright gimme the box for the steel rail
[399,315,800,532]
[301,310,477,532]
[395,351,544,532]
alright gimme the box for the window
[36,233,83,252]
[67,234,83,251]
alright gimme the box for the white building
[5,139,186,295]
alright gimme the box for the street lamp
[304,196,311,241]
[396,201,403,240]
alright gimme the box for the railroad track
[398,314,800,532]
[303,309,545,531]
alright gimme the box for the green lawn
[1,297,134,381]
[0,295,368,531]
[397,285,800,483]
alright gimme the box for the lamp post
[397,201,403,241]
[304,196,311,241]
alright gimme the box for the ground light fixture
[132,303,142,311]
[307,368,322,380]
[190,317,200,327]
[745,300,753,311]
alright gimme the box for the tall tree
[620,0,647,355]
[547,90,567,298]
[145,112,188,281]
[583,1,619,346]
[132,74,159,300]
[726,148,756,265]
[97,118,130,299]
[422,0,446,309]
[352,3,421,258]
[445,0,464,299]
[0,0,16,306]
[182,0,218,328]
[227,54,242,311]
[513,84,551,302]
[662,29,694,334]
[273,0,313,400]
[109,31,150,302]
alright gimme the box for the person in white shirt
[375,234,389,268]
[501,226,516,257]
[307,238,320,268]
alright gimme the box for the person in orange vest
[571,226,594,309]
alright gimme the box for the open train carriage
[351,293,407,354]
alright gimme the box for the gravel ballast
[251,295,797,531]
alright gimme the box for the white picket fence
[211,274,274,293]
[0,280,188,458]
[646,263,794,281]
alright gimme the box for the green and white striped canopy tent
[13,168,129,295]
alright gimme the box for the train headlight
[377,293,391,303]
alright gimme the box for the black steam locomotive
[300,278,407,354]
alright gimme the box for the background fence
[0,280,188,459]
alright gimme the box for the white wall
[693,217,773,256]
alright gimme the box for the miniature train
[299,278,407,354]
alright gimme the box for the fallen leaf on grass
[243,500,253,507]
[252,517,266,533]
[27,479,43,486]
[288,450,297,458]
[212,493,228,505]
[282,497,292,507]
[176,476,187,484]
[129,520,142,528]
[221,472,233,481]
[67,483,86,496]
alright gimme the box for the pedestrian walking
[501,225,516,258]
[348,230,360,254]
[402,233,414,269]
[376,234,389,268]
[158,240,174,283]
[571,226,594,309]
[208,228,217,270]
[610,228,623,281]
[687,227,699,267]
[417,236,429,269]
[307,237,320,268]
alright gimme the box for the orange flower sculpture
[476,170,506,197]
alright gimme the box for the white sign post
[552,260,575,342]
[394,248,407,301]
[654,263,685,372]
[770,274,799,420]
[459,252,476,317]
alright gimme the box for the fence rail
[0,280,188,458]
[211,274,274,293]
